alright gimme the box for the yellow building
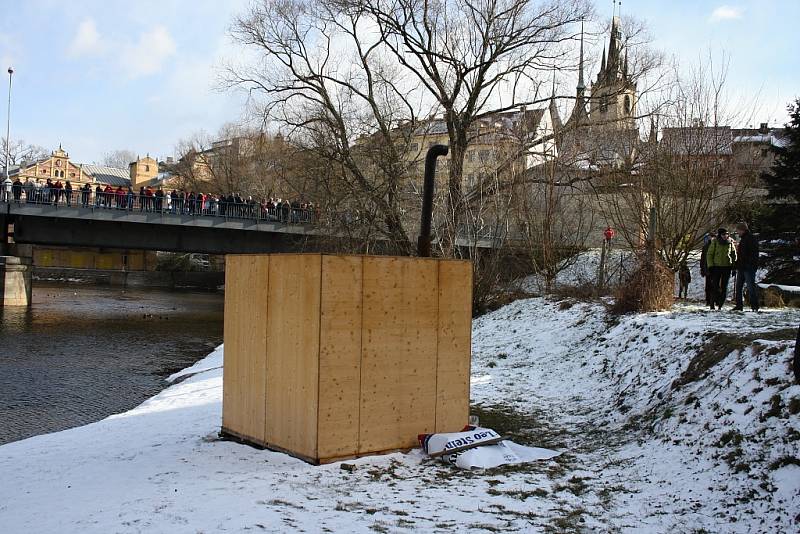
[10,145,158,190]
[129,155,159,188]
[9,145,160,272]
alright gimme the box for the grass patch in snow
[672,329,797,389]
[769,456,800,470]
[471,403,565,448]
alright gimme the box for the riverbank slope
[0,298,797,532]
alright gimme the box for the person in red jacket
[145,187,154,212]
[103,185,113,208]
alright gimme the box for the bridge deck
[2,201,319,236]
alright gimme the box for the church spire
[576,18,586,96]
[623,49,629,77]
[549,69,563,134]
[601,46,607,74]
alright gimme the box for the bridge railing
[1,189,318,225]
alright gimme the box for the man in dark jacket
[699,233,713,307]
[734,222,759,312]
[11,178,22,202]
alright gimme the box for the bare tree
[599,55,759,271]
[226,0,605,255]
[101,149,138,169]
[361,0,592,253]
[513,162,596,291]
[2,138,48,168]
[227,0,436,254]
[173,123,322,204]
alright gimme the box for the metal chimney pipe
[417,144,449,257]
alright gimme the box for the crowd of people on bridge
[1,176,317,224]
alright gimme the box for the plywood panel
[436,260,473,432]
[359,257,438,452]
[222,255,269,443]
[265,254,321,459]
[317,255,363,459]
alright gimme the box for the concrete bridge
[0,197,325,307]
[0,196,502,306]
[1,200,322,255]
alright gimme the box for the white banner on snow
[419,427,503,457]
[419,426,561,469]
[442,440,561,469]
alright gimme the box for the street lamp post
[4,67,12,182]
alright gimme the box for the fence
[1,188,317,225]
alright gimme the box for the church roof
[412,108,547,141]
[661,126,734,156]
[79,164,132,187]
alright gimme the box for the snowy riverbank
[1,299,798,532]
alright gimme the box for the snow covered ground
[1,300,798,533]
[516,248,797,306]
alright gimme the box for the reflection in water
[0,283,224,445]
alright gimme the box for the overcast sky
[1,0,798,164]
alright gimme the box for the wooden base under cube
[221,253,473,464]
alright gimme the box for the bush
[611,255,674,314]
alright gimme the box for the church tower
[589,15,636,131]
[129,154,159,188]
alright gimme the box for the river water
[0,283,224,445]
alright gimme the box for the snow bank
[166,344,223,382]
[514,247,636,293]
[517,248,785,306]
[471,298,800,531]
[1,299,798,532]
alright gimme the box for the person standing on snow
[733,222,759,312]
[706,228,737,310]
[678,261,691,300]
[699,233,714,307]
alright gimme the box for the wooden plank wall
[222,255,269,444]
[317,255,363,460]
[223,254,473,462]
[435,260,473,432]
[359,257,439,452]
[265,254,322,459]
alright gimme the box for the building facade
[7,146,160,272]
[8,146,158,189]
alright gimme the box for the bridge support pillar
[0,255,33,307]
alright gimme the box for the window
[624,95,632,115]
[760,148,768,158]
[479,149,491,162]
[145,165,150,171]
[410,143,419,152]
[467,151,475,162]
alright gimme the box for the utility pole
[4,66,12,182]
[598,239,607,291]
[1,67,12,256]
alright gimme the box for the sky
[0,0,798,165]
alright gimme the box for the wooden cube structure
[221,253,472,464]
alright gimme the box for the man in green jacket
[706,228,737,310]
